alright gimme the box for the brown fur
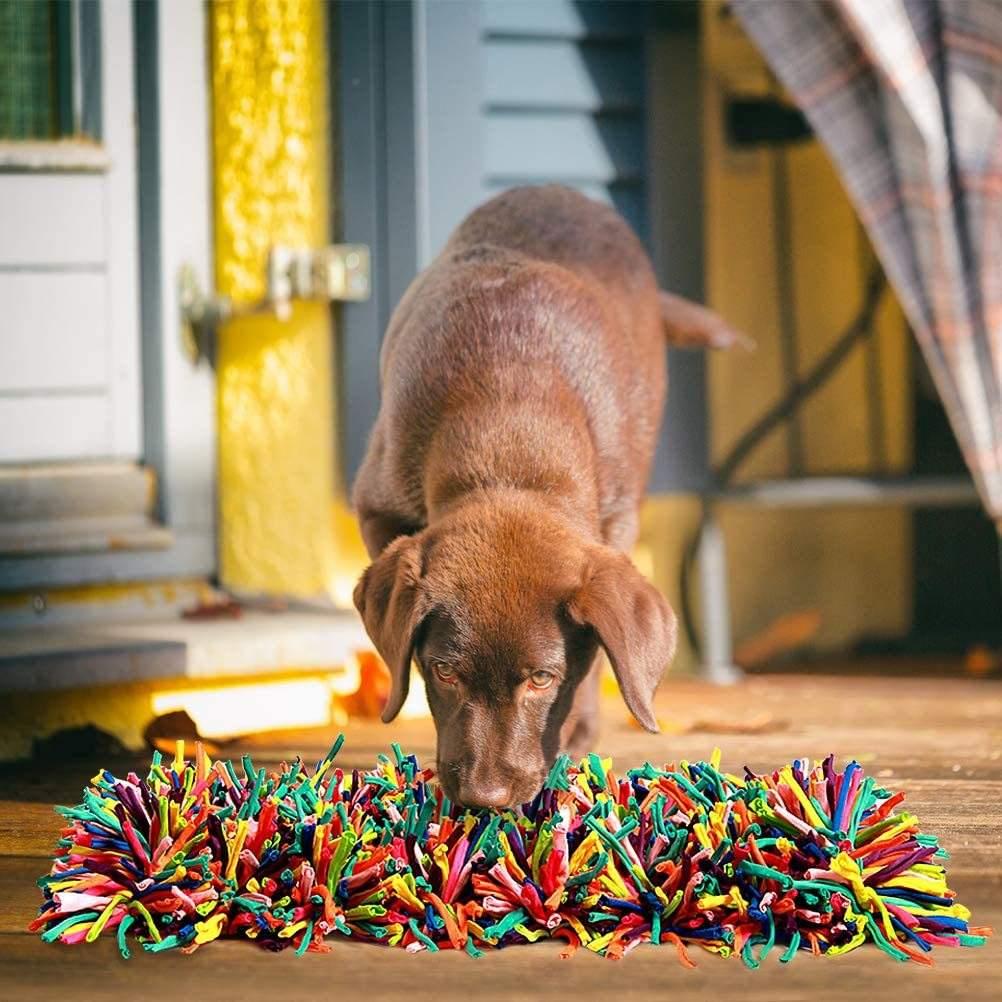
[353,185,734,807]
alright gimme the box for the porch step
[0,609,369,692]
[0,463,171,556]
[0,516,173,556]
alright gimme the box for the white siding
[0,273,108,391]
[0,395,110,462]
[0,175,106,266]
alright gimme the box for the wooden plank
[0,395,111,464]
[481,0,642,40]
[2,669,1001,996]
[0,175,106,267]
[891,778,1002,877]
[485,38,642,111]
[1,858,46,934]
[1,885,998,998]
[0,273,108,393]
[0,806,60,861]
[485,110,643,184]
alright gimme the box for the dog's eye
[433,664,457,684]
[528,670,556,690]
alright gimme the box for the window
[0,0,100,144]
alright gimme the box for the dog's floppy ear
[353,533,427,723]
[567,547,676,732]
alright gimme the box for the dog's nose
[458,782,514,809]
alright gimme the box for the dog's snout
[440,757,543,809]
[458,782,513,810]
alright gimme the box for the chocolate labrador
[353,185,739,808]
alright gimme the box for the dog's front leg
[357,506,421,559]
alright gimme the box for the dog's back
[445,184,660,315]
[361,185,667,550]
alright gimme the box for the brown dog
[353,185,738,807]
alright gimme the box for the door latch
[179,244,370,364]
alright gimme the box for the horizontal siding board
[0,175,106,267]
[0,273,108,392]
[482,0,642,40]
[485,111,643,183]
[0,394,111,463]
[485,38,642,111]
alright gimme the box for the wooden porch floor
[1,669,999,1000]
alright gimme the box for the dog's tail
[660,290,754,351]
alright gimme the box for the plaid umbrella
[731,0,1002,523]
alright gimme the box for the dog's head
[353,499,676,808]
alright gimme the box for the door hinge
[179,244,370,364]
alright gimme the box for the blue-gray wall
[336,0,708,494]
